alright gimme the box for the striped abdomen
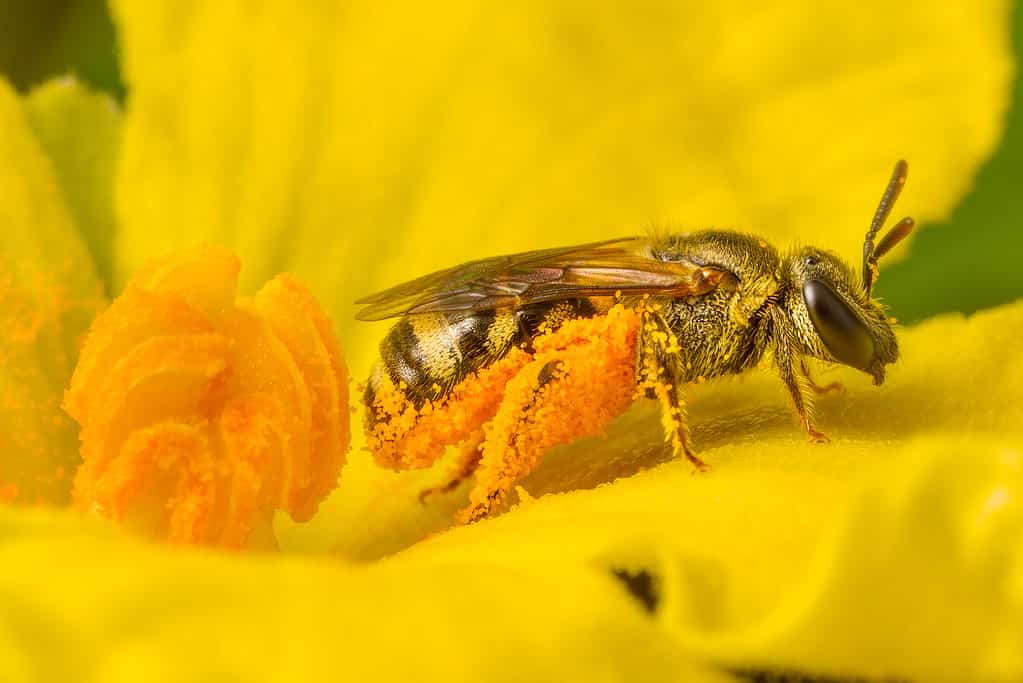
[365,299,597,410]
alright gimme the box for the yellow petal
[0,78,107,505]
[679,434,1022,681]
[368,299,1023,680]
[23,77,121,289]
[0,505,728,683]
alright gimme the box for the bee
[357,161,914,524]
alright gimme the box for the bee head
[784,248,894,384]
[783,161,914,385]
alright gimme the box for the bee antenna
[862,160,914,295]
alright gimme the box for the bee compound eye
[803,255,818,267]
[801,280,875,371]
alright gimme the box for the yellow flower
[1,0,1020,681]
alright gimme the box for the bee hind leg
[459,325,637,524]
[458,359,572,524]
[418,430,484,504]
[364,365,516,472]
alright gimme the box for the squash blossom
[0,0,1021,681]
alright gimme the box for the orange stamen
[64,246,350,548]
[0,482,19,503]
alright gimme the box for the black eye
[803,255,818,267]
[802,280,875,370]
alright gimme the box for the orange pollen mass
[367,347,532,470]
[63,246,350,548]
[0,482,19,503]
[365,303,644,522]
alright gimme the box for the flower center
[64,246,349,548]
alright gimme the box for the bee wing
[355,237,735,321]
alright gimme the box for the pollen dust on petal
[64,246,350,549]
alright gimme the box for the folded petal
[678,434,1022,681]
[0,505,728,683]
[23,77,121,290]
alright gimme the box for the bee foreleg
[770,310,828,443]
[636,309,706,470]
[799,359,846,396]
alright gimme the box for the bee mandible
[357,161,914,523]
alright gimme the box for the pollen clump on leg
[461,304,641,522]
[366,347,532,470]
[364,303,646,524]
[64,246,350,548]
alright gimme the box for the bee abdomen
[518,299,598,341]
[373,311,518,407]
[368,298,599,411]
